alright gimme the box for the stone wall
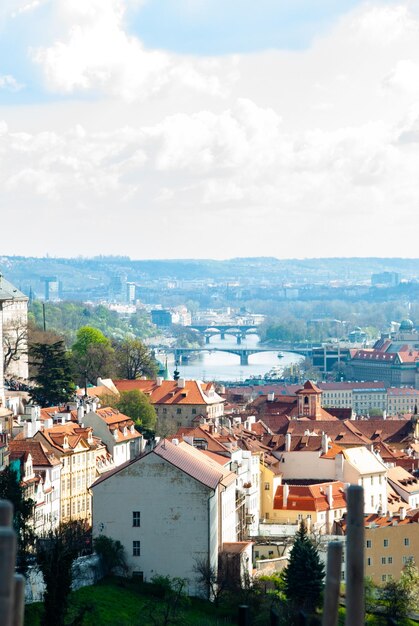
[25,554,103,604]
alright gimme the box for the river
[163,334,304,383]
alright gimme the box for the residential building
[387,387,419,415]
[33,423,106,524]
[0,430,9,470]
[9,439,61,533]
[387,466,419,511]
[91,439,251,596]
[82,406,143,466]
[273,480,347,533]
[335,511,419,585]
[114,378,225,431]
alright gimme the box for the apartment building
[113,378,225,431]
[335,511,419,584]
[387,387,419,415]
[91,439,249,596]
[34,423,105,523]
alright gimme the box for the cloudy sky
[1,0,419,259]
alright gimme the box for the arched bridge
[189,324,259,343]
[170,346,310,366]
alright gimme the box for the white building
[272,434,388,514]
[91,439,247,596]
[9,440,62,534]
[82,406,144,466]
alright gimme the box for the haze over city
[1,0,419,258]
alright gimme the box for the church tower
[296,380,323,420]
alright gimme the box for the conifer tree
[282,521,325,616]
[29,340,75,406]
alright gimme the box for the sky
[1,0,419,260]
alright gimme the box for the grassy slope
[24,578,235,626]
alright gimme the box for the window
[388,557,393,564]
[176,408,181,414]
[341,572,345,580]
[404,538,410,546]
[163,408,167,414]
[264,483,270,491]
[133,511,141,527]
[367,558,372,566]
[381,557,386,565]
[366,540,372,548]
[192,408,196,415]
[382,575,387,582]
[384,539,389,547]
[133,541,141,556]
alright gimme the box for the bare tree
[2,317,27,377]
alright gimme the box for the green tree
[0,466,35,574]
[37,521,91,626]
[72,326,110,358]
[114,338,158,380]
[93,535,127,576]
[29,340,75,406]
[282,521,325,616]
[72,342,117,387]
[102,389,157,432]
[146,575,190,626]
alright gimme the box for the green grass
[24,577,235,626]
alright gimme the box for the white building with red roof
[82,406,144,466]
[113,377,225,431]
[91,439,251,596]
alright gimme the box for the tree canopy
[282,521,325,616]
[114,338,158,380]
[0,465,35,574]
[29,340,76,407]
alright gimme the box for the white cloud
[0,74,24,91]
[2,1,419,258]
[383,59,419,94]
[32,0,228,100]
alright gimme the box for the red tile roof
[114,379,224,406]
[274,481,347,512]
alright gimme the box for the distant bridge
[189,324,259,344]
[155,344,312,366]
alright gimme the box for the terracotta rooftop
[92,438,236,491]
[114,379,224,406]
[274,481,347,512]
[8,440,60,466]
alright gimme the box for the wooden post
[0,500,13,527]
[0,528,17,626]
[13,574,25,626]
[238,604,250,626]
[345,485,364,626]
[322,541,343,626]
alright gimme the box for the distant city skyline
[1,0,419,259]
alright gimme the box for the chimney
[208,424,214,435]
[321,432,329,455]
[399,507,406,520]
[383,410,387,421]
[327,484,334,509]
[285,433,291,452]
[177,378,186,388]
[172,438,179,446]
[283,483,289,508]
[156,377,163,387]
[267,392,275,402]
[77,405,84,423]
[335,453,344,481]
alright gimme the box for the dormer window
[113,430,119,441]
[123,427,127,436]
[63,436,69,449]
[130,425,135,434]
[304,396,309,405]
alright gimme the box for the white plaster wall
[273,451,336,481]
[343,464,387,514]
[221,482,237,543]
[92,452,216,596]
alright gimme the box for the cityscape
[1,0,419,624]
